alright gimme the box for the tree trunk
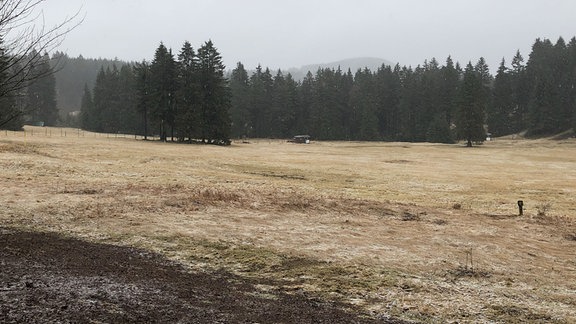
[143,110,148,140]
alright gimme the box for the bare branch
[0,0,83,127]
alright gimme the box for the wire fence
[0,127,149,140]
[0,126,295,145]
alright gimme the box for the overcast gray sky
[36,0,576,71]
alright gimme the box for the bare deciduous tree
[0,0,82,128]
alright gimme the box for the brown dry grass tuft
[1,126,576,322]
[0,141,43,155]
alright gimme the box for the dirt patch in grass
[488,304,554,323]
[0,228,403,323]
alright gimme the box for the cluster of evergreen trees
[229,37,576,144]
[80,63,138,134]
[80,40,231,144]
[491,37,576,136]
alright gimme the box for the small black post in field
[517,200,524,216]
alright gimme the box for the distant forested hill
[286,57,395,80]
[51,53,130,115]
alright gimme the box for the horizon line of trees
[4,36,575,147]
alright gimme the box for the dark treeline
[80,40,231,144]
[230,37,576,144]
[9,36,574,147]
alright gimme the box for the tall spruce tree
[196,40,230,144]
[134,61,151,139]
[553,37,572,131]
[150,43,177,141]
[268,70,289,138]
[350,68,379,140]
[375,64,401,140]
[339,68,355,139]
[474,57,492,120]
[176,41,201,141]
[526,38,558,135]
[284,73,301,137]
[229,62,250,138]
[440,56,461,128]
[27,53,58,126]
[91,66,111,132]
[0,38,21,130]
[79,83,95,131]
[310,68,347,140]
[248,65,274,138]
[398,66,424,141]
[569,38,576,130]
[457,62,486,146]
[117,65,138,133]
[510,50,528,133]
[294,71,314,135]
[0,94,18,130]
[421,58,446,142]
[525,37,576,135]
[103,66,121,133]
[488,59,515,136]
[269,70,299,138]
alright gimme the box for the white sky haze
[34,0,576,71]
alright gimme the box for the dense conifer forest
[78,40,230,144]
[227,37,576,144]
[2,36,576,145]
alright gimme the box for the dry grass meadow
[1,126,576,323]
